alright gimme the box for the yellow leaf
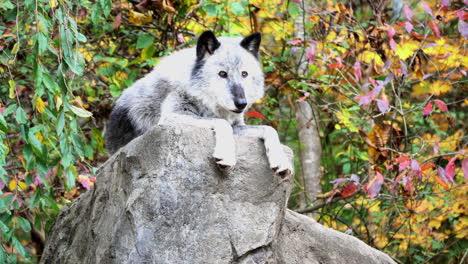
[36,97,45,113]
[18,181,27,190]
[336,109,358,132]
[428,219,442,229]
[55,96,63,110]
[11,43,19,54]
[8,80,15,99]
[50,0,57,8]
[129,11,152,25]
[395,40,419,60]
[35,132,43,142]
[430,80,451,96]
[358,51,384,67]
[411,81,430,97]
[9,180,17,190]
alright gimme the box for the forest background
[0,0,467,263]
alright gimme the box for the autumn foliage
[0,0,467,263]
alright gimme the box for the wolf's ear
[240,32,261,58]
[196,31,221,60]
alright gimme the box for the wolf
[105,31,292,176]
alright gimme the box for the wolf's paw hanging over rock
[268,149,293,178]
[212,146,236,171]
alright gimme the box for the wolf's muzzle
[234,98,247,112]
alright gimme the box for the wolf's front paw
[213,146,236,171]
[267,148,293,178]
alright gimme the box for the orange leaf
[434,176,450,190]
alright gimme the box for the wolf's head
[190,31,265,116]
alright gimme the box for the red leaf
[411,160,422,177]
[462,158,468,183]
[80,179,91,190]
[341,183,357,198]
[288,39,303,45]
[404,5,413,20]
[433,141,439,154]
[459,20,468,39]
[306,46,315,62]
[445,159,456,183]
[365,171,384,199]
[405,21,414,34]
[376,98,390,113]
[421,2,433,16]
[328,58,344,69]
[389,38,396,51]
[355,92,373,106]
[246,111,264,119]
[399,160,411,172]
[428,21,441,38]
[423,101,433,116]
[353,61,362,81]
[433,99,448,112]
[113,13,122,29]
[440,0,450,8]
[388,27,396,39]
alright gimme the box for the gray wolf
[105,31,292,176]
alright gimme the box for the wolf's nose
[234,99,247,111]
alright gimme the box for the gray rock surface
[41,125,395,264]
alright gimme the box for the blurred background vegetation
[0,0,467,263]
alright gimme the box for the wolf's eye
[218,71,228,78]
[242,71,248,78]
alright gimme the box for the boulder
[41,125,395,264]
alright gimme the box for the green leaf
[28,131,43,157]
[11,236,27,257]
[288,2,300,18]
[15,107,28,124]
[64,50,85,75]
[42,73,59,94]
[100,0,111,17]
[3,104,17,116]
[65,166,76,189]
[91,4,102,25]
[76,33,87,42]
[230,2,245,16]
[0,243,6,263]
[204,4,217,16]
[141,44,156,60]
[0,114,7,132]
[136,34,155,49]
[57,111,65,135]
[0,0,15,10]
[69,105,93,118]
[17,217,31,232]
[0,219,8,232]
[37,32,48,55]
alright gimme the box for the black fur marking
[191,59,205,78]
[240,32,261,59]
[105,107,140,154]
[196,31,221,60]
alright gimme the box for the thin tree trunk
[294,0,322,209]
[295,101,322,208]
